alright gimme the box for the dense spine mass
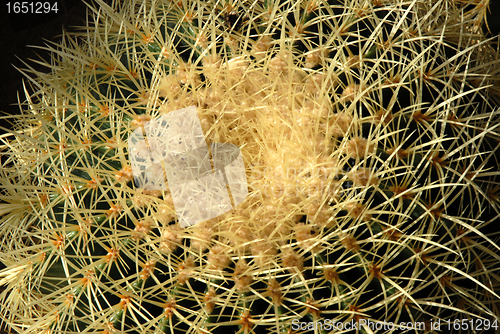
[1,0,500,333]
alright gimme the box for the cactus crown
[1,0,500,333]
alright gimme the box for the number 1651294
[6,2,58,14]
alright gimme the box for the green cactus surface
[1,0,500,333]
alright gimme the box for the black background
[0,0,90,134]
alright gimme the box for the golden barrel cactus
[1,0,500,333]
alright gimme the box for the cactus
[1,0,500,333]
[455,0,499,37]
